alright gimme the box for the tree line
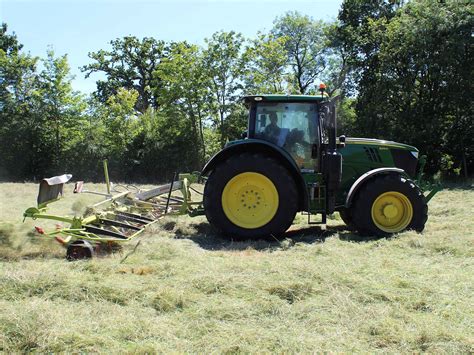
[0,0,472,182]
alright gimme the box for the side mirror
[337,135,346,148]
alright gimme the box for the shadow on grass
[172,221,380,251]
[440,184,473,191]
[0,248,66,261]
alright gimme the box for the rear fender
[201,140,308,211]
[345,167,406,208]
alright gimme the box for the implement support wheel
[204,153,298,238]
[66,240,94,261]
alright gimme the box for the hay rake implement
[23,161,203,260]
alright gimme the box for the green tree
[120,107,202,182]
[335,0,402,94]
[36,50,87,172]
[67,96,109,180]
[0,23,22,54]
[103,87,139,155]
[337,0,473,176]
[243,33,289,94]
[82,36,166,113]
[271,11,330,94]
[155,42,211,164]
[0,28,87,179]
[203,31,247,147]
[381,0,472,176]
[0,24,39,179]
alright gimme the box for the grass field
[0,182,473,352]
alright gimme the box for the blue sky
[1,0,343,93]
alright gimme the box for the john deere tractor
[21,92,440,260]
[201,93,438,238]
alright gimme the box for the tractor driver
[285,128,311,168]
[264,112,281,145]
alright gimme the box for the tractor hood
[345,137,418,152]
[344,137,419,177]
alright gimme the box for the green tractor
[201,93,438,238]
[21,92,440,259]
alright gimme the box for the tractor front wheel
[203,153,298,238]
[352,174,428,236]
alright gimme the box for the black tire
[66,240,94,261]
[339,208,355,230]
[203,152,298,238]
[352,174,428,237]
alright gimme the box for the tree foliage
[155,42,211,163]
[1,25,87,179]
[82,36,166,113]
[272,11,330,94]
[203,31,246,147]
[336,0,473,176]
[244,33,289,94]
[0,1,472,182]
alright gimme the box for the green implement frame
[416,155,442,203]
[23,160,203,260]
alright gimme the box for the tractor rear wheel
[352,174,427,236]
[203,153,298,238]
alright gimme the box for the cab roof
[242,94,329,104]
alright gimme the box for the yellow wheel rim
[222,172,279,229]
[371,191,413,233]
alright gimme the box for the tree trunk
[220,110,225,148]
[198,111,206,165]
[462,148,468,179]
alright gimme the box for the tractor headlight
[410,151,419,159]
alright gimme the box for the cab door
[254,102,319,171]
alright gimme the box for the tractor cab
[243,95,330,172]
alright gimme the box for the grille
[391,149,417,177]
[363,146,382,163]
